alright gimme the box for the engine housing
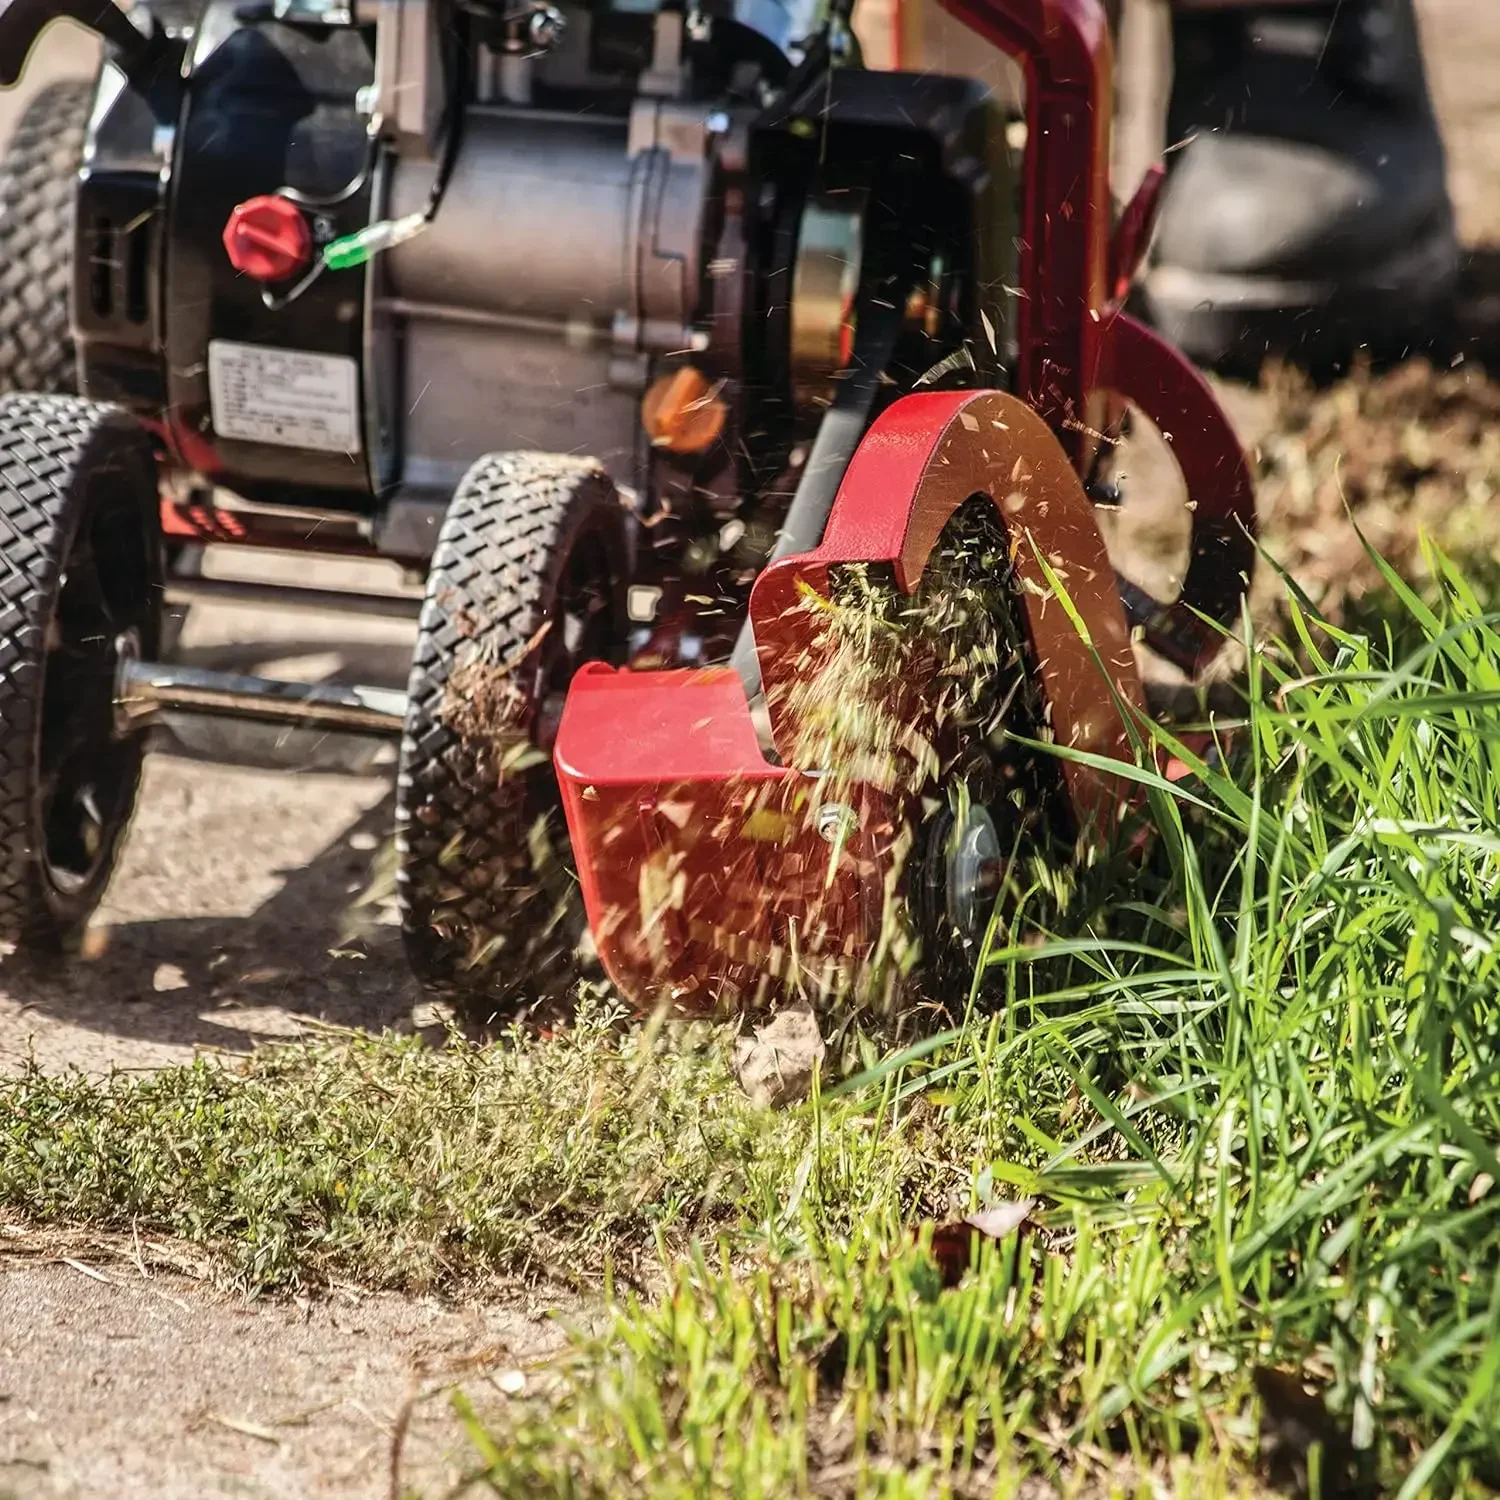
[71,0,1020,567]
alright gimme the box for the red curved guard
[750,388,1145,832]
[552,0,1256,1009]
[929,0,1256,676]
[1092,309,1258,676]
[555,390,1147,1010]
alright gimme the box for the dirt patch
[440,652,536,752]
[0,1242,577,1500]
[0,755,418,1078]
[1250,358,1500,626]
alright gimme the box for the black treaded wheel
[0,80,93,396]
[396,452,630,1025]
[0,393,163,948]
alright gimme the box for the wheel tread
[0,82,93,395]
[395,452,627,1017]
[0,393,158,943]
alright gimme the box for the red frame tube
[936,0,1114,462]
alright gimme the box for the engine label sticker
[208,341,362,455]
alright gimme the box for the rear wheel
[0,394,162,947]
[395,452,629,1026]
[0,80,93,395]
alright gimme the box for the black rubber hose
[730,300,903,705]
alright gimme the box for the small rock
[733,1006,826,1108]
[410,1000,458,1046]
[152,963,190,993]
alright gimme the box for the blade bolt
[527,5,566,49]
[815,803,856,844]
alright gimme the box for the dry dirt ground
[3,3,1500,1495]
[0,1243,573,1500]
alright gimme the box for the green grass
[0,1004,827,1291]
[7,542,1500,1496]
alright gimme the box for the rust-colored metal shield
[556,388,1147,1011]
[750,387,1146,838]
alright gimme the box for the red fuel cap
[223,195,312,283]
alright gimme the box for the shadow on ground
[1454,246,1500,367]
[0,789,422,1060]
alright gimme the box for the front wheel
[395,451,629,1025]
[0,394,162,947]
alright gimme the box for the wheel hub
[944,801,1003,946]
[911,795,1007,975]
[110,628,142,738]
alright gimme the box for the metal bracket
[638,6,689,98]
[367,0,446,161]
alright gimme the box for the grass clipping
[768,499,1052,1009]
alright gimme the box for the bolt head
[815,803,855,844]
[527,5,565,49]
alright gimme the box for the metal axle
[116,658,407,738]
[162,575,424,622]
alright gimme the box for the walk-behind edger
[0,0,1253,1018]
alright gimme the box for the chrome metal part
[162,575,423,621]
[526,6,566,52]
[372,0,445,160]
[815,802,857,844]
[945,802,1002,943]
[116,659,407,737]
[791,192,866,407]
[379,95,728,495]
[109,629,143,740]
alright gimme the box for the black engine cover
[163,0,376,508]
[73,31,185,416]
